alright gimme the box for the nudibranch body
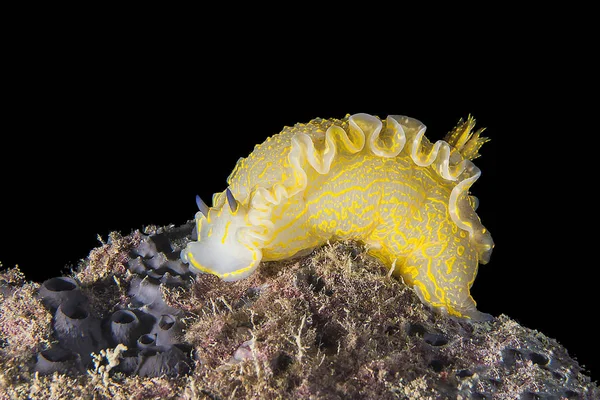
[181,113,494,320]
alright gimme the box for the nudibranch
[181,113,494,320]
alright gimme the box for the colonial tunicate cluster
[34,223,196,377]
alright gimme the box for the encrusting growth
[181,113,494,320]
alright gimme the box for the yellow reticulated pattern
[182,113,494,320]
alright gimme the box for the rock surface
[1,224,598,399]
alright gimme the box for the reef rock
[0,224,598,399]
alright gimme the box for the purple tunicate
[137,333,157,349]
[145,253,168,270]
[38,277,85,310]
[153,314,180,347]
[53,300,106,365]
[34,347,84,376]
[109,309,141,347]
[128,276,180,316]
[131,239,158,258]
[164,258,189,275]
[115,348,141,374]
[127,257,148,275]
[128,277,162,307]
[136,346,191,377]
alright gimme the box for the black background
[1,30,595,382]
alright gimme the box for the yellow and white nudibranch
[181,113,494,320]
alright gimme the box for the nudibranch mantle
[181,113,494,320]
